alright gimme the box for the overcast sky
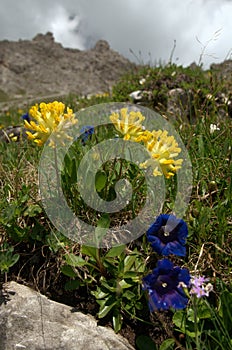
[0,0,232,68]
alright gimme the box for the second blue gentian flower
[146,214,188,256]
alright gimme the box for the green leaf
[135,302,143,310]
[95,214,110,243]
[70,158,77,183]
[0,251,20,273]
[105,245,126,258]
[100,280,116,292]
[123,270,141,281]
[136,335,157,350]
[196,302,212,320]
[220,291,232,333]
[113,309,123,333]
[173,310,196,338]
[118,279,133,289]
[23,204,42,217]
[96,213,110,229]
[98,296,117,318]
[61,264,77,278]
[65,253,86,267]
[122,290,136,300]
[159,338,175,350]
[91,288,109,300]
[81,245,98,261]
[123,254,137,272]
[186,308,198,323]
[9,253,20,267]
[64,279,80,291]
[95,171,107,191]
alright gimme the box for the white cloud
[0,0,231,67]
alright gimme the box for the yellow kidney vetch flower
[24,101,78,146]
[110,108,183,179]
[136,129,183,179]
[109,108,145,140]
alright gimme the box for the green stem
[96,248,107,277]
[54,147,61,199]
[152,312,186,350]
[123,308,153,326]
[193,296,200,350]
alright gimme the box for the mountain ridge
[0,32,136,103]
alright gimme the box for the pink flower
[190,275,213,298]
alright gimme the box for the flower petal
[162,241,186,256]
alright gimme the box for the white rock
[0,281,135,350]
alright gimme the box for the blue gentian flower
[21,113,30,123]
[80,125,94,145]
[146,214,188,256]
[143,258,190,311]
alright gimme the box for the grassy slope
[0,63,231,348]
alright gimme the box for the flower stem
[193,296,200,350]
[152,312,186,350]
[54,147,61,199]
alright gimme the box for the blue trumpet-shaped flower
[143,258,190,311]
[146,214,188,256]
[80,125,94,145]
[21,113,30,123]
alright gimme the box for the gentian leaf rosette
[143,258,190,311]
[147,214,188,256]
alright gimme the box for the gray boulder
[167,88,195,123]
[0,281,135,350]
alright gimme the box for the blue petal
[177,224,188,243]
[161,214,172,222]
[79,125,94,144]
[164,290,188,309]
[147,214,188,256]
[156,258,173,272]
[149,289,188,311]
[21,113,30,123]
[80,125,94,134]
[150,237,165,255]
[162,241,186,257]
[142,273,155,289]
[178,268,191,286]
[146,217,163,235]
[148,290,161,311]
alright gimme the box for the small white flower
[129,90,143,101]
[204,283,213,296]
[178,281,188,288]
[210,124,220,134]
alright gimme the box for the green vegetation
[0,63,231,349]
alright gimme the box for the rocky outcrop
[0,281,135,350]
[0,32,135,102]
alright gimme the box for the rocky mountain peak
[0,32,136,103]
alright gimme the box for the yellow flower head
[138,129,183,178]
[24,101,78,146]
[109,108,145,140]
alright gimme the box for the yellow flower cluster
[137,130,183,178]
[110,108,183,179]
[109,108,145,141]
[24,101,77,146]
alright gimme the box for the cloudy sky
[0,0,232,68]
